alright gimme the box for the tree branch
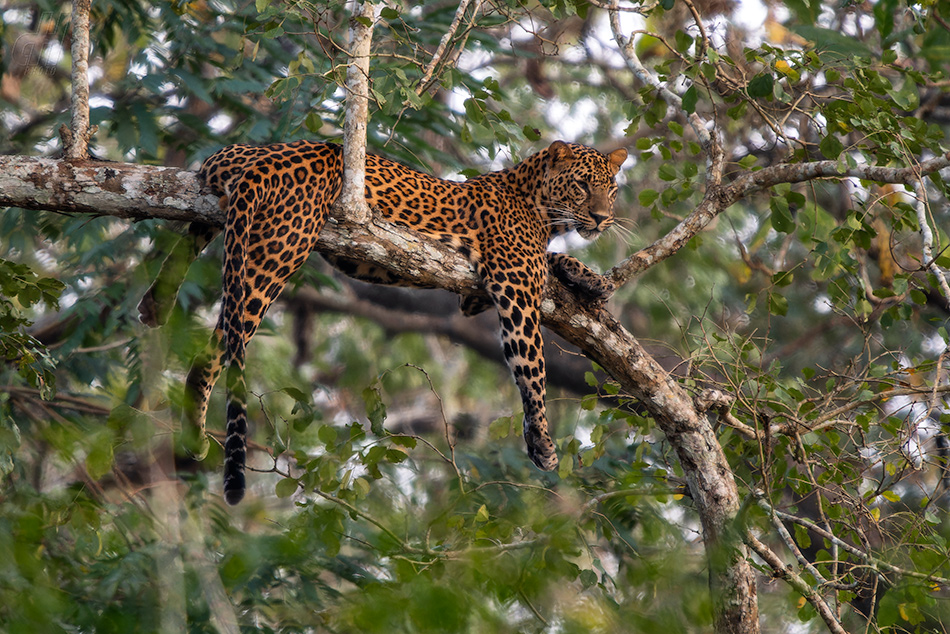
[337,1,377,224]
[415,0,483,96]
[609,152,950,288]
[0,154,757,634]
[744,532,849,634]
[62,0,93,159]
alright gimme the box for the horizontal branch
[0,152,753,634]
[0,155,220,221]
[724,151,950,199]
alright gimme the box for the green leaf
[275,478,299,498]
[522,125,541,141]
[380,7,399,20]
[305,112,323,133]
[768,292,789,316]
[488,415,513,440]
[658,164,677,181]
[887,80,919,110]
[638,189,659,206]
[783,0,819,23]
[819,134,844,160]
[85,435,114,481]
[353,477,370,497]
[792,26,874,60]
[463,98,484,125]
[738,153,758,169]
[747,74,774,98]
[881,490,900,503]
[682,85,697,114]
[579,569,597,588]
[770,196,795,233]
[674,30,694,54]
[581,394,597,410]
[362,383,387,436]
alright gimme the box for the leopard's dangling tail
[221,179,256,505]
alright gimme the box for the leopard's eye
[574,181,591,196]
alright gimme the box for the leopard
[144,139,627,505]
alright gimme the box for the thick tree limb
[0,153,756,634]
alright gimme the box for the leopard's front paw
[581,274,615,306]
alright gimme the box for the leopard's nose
[591,212,611,231]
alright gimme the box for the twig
[518,589,549,626]
[415,0,482,96]
[580,485,688,514]
[744,532,849,634]
[755,494,950,587]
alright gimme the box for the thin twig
[744,532,849,634]
[415,0,481,96]
[756,494,950,586]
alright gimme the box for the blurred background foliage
[2,0,950,631]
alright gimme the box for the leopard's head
[540,141,628,240]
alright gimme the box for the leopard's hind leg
[217,176,334,504]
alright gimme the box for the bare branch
[744,532,849,634]
[724,153,950,200]
[62,0,93,160]
[756,495,950,587]
[338,1,378,224]
[607,3,717,158]
[914,183,950,302]
[415,0,483,96]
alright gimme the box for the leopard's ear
[548,140,575,166]
[606,148,628,175]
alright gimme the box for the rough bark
[0,153,758,633]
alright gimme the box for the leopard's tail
[221,179,256,505]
